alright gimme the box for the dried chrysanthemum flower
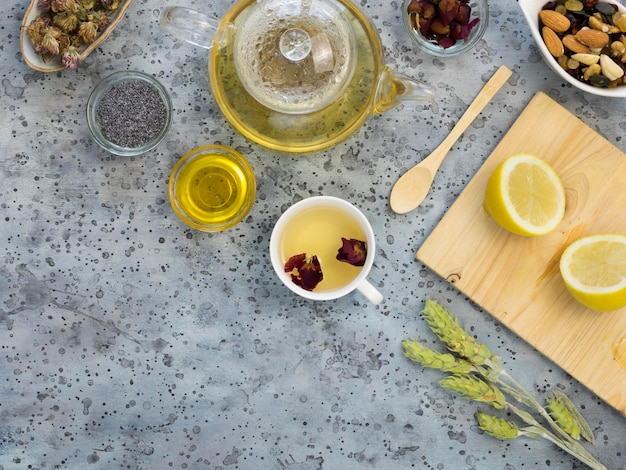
[38,0,53,11]
[100,0,120,9]
[40,29,62,55]
[61,45,81,69]
[78,21,98,42]
[79,0,97,10]
[26,16,50,44]
[90,11,110,30]
[53,11,80,33]
[51,0,80,13]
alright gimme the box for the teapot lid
[233,0,357,115]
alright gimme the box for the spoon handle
[435,65,513,162]
[389,65,512,214]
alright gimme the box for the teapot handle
[159,6,221,49]
[373,66,435,114]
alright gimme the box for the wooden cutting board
[416,92,626,417]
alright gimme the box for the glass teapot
[160,0,435,153]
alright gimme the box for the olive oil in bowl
[168,145,256,231]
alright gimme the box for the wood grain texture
[417,92,626,416]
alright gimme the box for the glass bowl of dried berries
[519,0,626,97]
[86,70,173,156]
[403,0,489,57]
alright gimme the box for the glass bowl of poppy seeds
[403,0,489,57]
[86,70,172,156]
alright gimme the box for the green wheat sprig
[440,374,506,409]
[552,389,595,444]
[402,299,606,470]
[475,410,519,440]
[421,299,494,367]
[401,339,474,374]
[546,395,581,440]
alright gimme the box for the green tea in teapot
[209,0,381,153]
[160,0,435,153]
[233,0,356,114]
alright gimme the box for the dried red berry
[455,3,471,24]
[438,0,460,26]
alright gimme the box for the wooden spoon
[389,65,512,214]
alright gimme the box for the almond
[542,26,564,57]
[562,34,591,54]
[539,10,571,33]
[575,28,610,48]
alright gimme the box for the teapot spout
[373,66,435,114]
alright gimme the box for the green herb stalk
[402,299,606,470]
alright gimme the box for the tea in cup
[168,145,256,232]
[270,196,383,304]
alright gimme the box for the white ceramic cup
[270,196,383,304]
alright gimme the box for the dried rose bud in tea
[284,253,324,291]
[407,0,480,49]
[336,238,367,267]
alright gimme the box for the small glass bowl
[403,0,489,58]
[86,70,172,156]
[168,145,256,232]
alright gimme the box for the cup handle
[356,279,383,305]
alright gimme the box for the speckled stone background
[1,0,625,469]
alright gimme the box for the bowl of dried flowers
[20,0,134,72]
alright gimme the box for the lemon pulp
[483,154,565,236]
[560,234,626,312]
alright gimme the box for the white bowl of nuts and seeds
[519,0,626,98]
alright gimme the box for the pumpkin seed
[588,74,611,86]
[596,3,616,16]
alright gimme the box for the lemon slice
[483,154,566,236]
[560,234,626,312]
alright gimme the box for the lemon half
[560,234,626,312]
[483,154,566,236]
